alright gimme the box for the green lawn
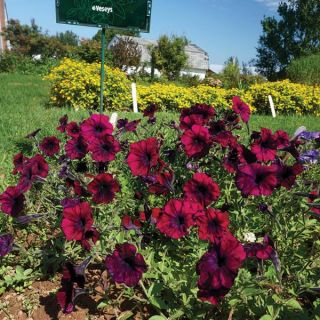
[0,73,319,187]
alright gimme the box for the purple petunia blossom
[298,131,320,141]
[299,150,319,164]
[0,234,14,257]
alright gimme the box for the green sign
[56,0,152,32]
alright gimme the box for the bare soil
[0,268,152,320]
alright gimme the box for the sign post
[100,27,106,114]
[56,0,152,114]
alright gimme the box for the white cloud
[255,0,282,10]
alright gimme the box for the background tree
[93,29,140,45]
[110,36,141,72]
[56,30,79,46]
[150,34,188,80]
[255,0,320,80]
[221,56,241,88]
[3,19,71,58]
[287,54,320,85]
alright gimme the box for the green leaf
[118,311,134,320]
[23,269,33,276]
[148,316,167,320]
[285,298,302,310]
[97,301,108,309]
[259,315,273,320]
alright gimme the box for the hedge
[46,59,320,115]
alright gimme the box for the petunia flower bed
[0,97,320,319]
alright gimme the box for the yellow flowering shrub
[137,84,250,111]
[45,58,131,111]
[247,80,320,115]
[45,59,320,115]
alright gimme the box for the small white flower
[244,232,256,243]
[110,112,118,128]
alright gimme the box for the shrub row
[44,58,131,111]
[46,59,320,115]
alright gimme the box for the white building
[0,0,8,52]
[108,35,209,80]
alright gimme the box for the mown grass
[0,73,319,186]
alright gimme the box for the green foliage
[255,0,320,80]
[3,19,71,59]
[0,51,59,75]
[0,265,34,294]
[93,28,140,45]
[287,54,320,85]
[150,35,189,80]
[55,30,79,46]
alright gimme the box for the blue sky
[5,0,281,68]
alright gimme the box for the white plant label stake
[132,83,138,113]
[268,95,276,118]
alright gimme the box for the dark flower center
[177,215,185,225]
[197,184,208,195]
[99,183,110,193]
[76,142,86,153]
[102,143,111,152]
[193,136,204,145]
[217,255,227,267]
[208,218,219,232]
[255,173,264,184]
[124,256,135,269]
[95,124,104,133]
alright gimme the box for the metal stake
[99,27,106,114]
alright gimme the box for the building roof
[108,35,209,71]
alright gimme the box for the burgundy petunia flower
[88,173,120,204]
[147,171,174,195]
[121,215,141,231]
[232,96,251,123]
[156,199,202,239]
[274,130,290,149]
[81,114,113,142]
[18,154,49,191]
[0,234,14,257]
[65,136,88,160]
[12,152,27,175]
[88,135,121,163]
[66,122,81,138]
[57,257,91,314]
[57,114,68,133]
[235,163,278,197]
[127,138,160,176]
[61,202,98,250]
[209,120,226,136]
[180,114,206,131]
[223,143,245,173]
[196,209,229,243]
[105,243,147,287]
[0,186,25,216]
[251,128,278,162]
[196,234,246,304]
[39,136,60,157]
[307,190,320,215]
[244,235,275,260]
[212,131,238,148]
[180,104,215,122]
[143,103,158,118]
[276,162,304,189]
[117,119,141,132]
[183,172,220,207]
[181,125,212,158]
